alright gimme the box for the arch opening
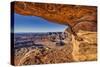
[11,1,97,66]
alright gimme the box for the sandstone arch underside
[13,1,97,33]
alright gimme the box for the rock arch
[12,1,97,34]
[12,1,97,65]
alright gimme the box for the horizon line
[12,31,65,33]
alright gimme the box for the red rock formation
[11,1,97,33]
[11,2,97,65]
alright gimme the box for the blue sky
[14,13,67,33]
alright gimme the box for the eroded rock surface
[14,30,97,65]
[71,30,97,61]
[12,1,97,66]
[12,1,97,32]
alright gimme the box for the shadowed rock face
[12,1,97,33]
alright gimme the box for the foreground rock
[15,43,73,65]
[72,30,97,61]
[14,30,97,65]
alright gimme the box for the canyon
[11,1,97,65]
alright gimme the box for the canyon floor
[14,30,97,66]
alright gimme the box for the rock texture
[11,1,97,66]
[12,1,97,33]
[14,30,97,65]
[71,30,97,61]
[15,45,73,65]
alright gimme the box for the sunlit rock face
[64,26,97,61]
[71,30,97,61]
